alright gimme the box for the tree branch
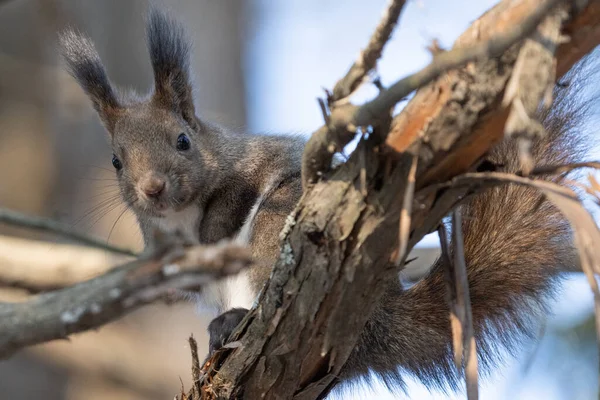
[387,0,600,186]
[0,208,136,256]
[302,0,567,187]
[0,239,251,359]
[330,0,407,102]
[0,235,130,293]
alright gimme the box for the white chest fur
[198,174,279,314]
[150,206,201,243]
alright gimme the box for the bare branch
[528,161,600,176]
[0,208,136,256]
[502,4,569,172]
[0,235,130,293]
[394,153,417,265]
[389,0,600,186]
[356,0,564,126]
[0,240,252,359]
[418,169,591,198]
[331,0,407,101]
[302,0,566,187]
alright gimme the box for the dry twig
[331,0,407,101]
[0,234,130,293]
[0,208,135,256]
[189,335,203,400]
[395,153,418,265]
[452,211,479,400]
[502,4,570,172]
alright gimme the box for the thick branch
[387,0,600,186]
[302,0,568,187]
[0,240,251,359]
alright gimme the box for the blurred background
[0,0,598,399]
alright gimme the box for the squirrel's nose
[140,176,166,198]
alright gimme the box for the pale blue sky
[244,1,599,399]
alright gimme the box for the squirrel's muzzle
[138,173,167,200]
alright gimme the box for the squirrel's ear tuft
[147,8,196,128]
[59,29,122,134]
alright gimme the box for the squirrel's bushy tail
[342,57,596,391]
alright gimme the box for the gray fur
[59,30,122,131]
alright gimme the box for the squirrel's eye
[112,154,122,170]
[176,133,191,151]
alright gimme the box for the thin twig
[527,161,600,176]
[0,208,136,256]
[418,168,587,198]
[189,335,202,400]
[318,97,330,125]
[502,4,569,173]
[452,210,479,400]
[395,153,418,265]
[438,223,463,369]
[331,0,407,101]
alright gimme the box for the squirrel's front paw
[207,307,248,355]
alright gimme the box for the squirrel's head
[59,9,212,218]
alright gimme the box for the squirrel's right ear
[146,9,197,129]
[59,30,123,134]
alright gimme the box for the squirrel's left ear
[59,30,124,134]
[147,8,197,128]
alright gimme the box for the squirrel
[60,7,588,393]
